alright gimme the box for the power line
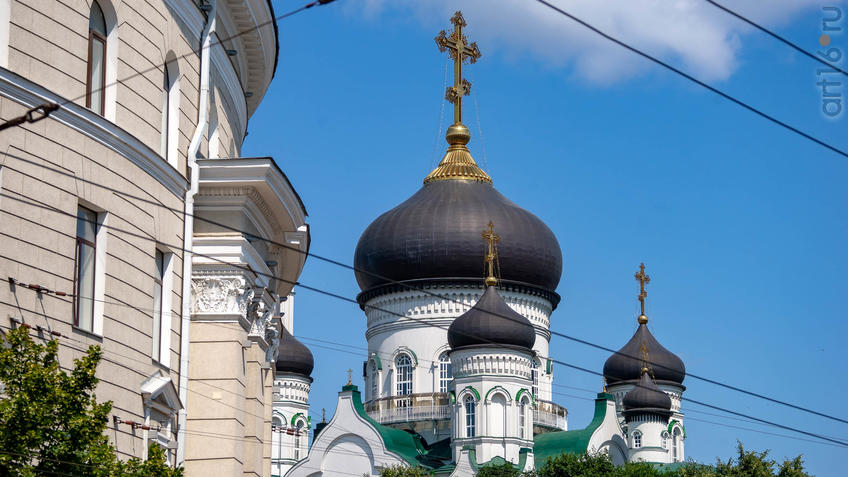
[550,360,848,447]
[0,0,338,132]
[4,153,845,429]
[704,0,848,78]
[5,225,848,452]
[533,0,848,160]
[3,158,847,437]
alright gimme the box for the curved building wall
[0,0,278,468]
[363,284,555,403]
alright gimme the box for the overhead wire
[3,152,844,429]
[532,0,848,160]
[703,0,848,78]
[4,193,848,451]
[0,0,339,131]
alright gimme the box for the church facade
[282,12,688,477]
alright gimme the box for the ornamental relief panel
[191,277,250,314]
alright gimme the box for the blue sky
[244,1,848,473]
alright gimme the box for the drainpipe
[177,0,215,466]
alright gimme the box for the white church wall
[363,285,554,401]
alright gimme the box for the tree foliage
[378,464,433,477]
[0,326,181,476]
[477,461,522,477]
[376,442,811,477]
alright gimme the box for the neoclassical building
[0,0,309,476]
[287,12,688,476]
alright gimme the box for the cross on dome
[482,221,500,287]
[435,11,481,125]
[634,262,651,323]
[424,11,491,185]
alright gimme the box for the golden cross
[435,11,482,125]
[634,262,650,318]
[482,221,500,287]
[346,368,353,385]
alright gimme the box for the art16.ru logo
[818,7,843,118]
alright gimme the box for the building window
[464,395,476,437]
[519,396,530,439]
[74,207,97,331]
[86,1,107,115]
[294,420,304,460]
[395,354,413,397]
[438,351,451,393]
[370,360,378,399]
[633,431,642,448]
[673,428,682,461]
[208,91,220,158]
[161,59,179,166]
[531,359,539,398]
[662,431,669,449]
[151,250,164,361]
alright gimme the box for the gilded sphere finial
[637,314,648,325]
[445,122,470,145]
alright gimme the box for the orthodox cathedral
[273,12,687,477]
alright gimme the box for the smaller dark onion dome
[622,369,672,416]
[448,285,536,350]
[603,320,685,386]
[275,328,314,377]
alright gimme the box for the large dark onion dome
[353,123,562,302]
[603,318,685,386]
[622,369,672,417]
[448,285,536,350]
[275,328,314,377]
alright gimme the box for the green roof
[533,393,613,466]
[347,385,452,469]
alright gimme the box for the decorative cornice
[0,68,188,198]
[196,185,284,239]
[357,278,560,310]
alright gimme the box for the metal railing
[533,399,568,430]
[365,393,452,424]
[364,393,568,430]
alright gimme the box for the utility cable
[704,0,848,77]
[2,154,847,430]
[533,0,848,160]
[0,0,338,132]
[4,152,845,429]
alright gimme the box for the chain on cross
[435,11,482,125]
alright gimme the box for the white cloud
[352,0,835,84]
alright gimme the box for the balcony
[534,399,568,431]
[364,393,568,431]
[365,393,452,424]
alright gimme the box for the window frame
[464,395,476,438]
[370,360,379,399]
[531,358,539,398]
[151,249,165,362]
[633,430,642,448]
[519,396,530,439]
[294,419,305,460]
[73,206,97,330]
[438,351,451,394]
[395,353,413,397]
[85,1,107,115]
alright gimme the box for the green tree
[477,461,522,477]
[0,326,181,476]
[535,452,617,477]
[378,464,434,477]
